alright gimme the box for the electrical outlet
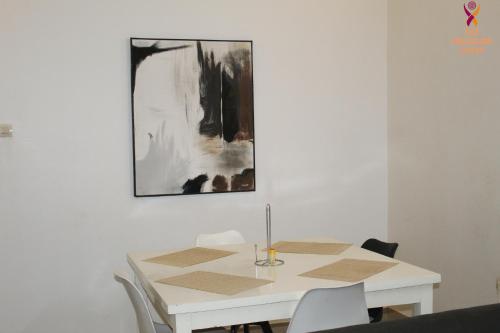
[0,124,13,137]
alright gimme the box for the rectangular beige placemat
[157,271,273,296]
[270,241,351,255]
[144,247,236,268]
[299,258,398,282]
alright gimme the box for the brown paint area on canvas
[231,168,255,191]
[212,175,229,192]
[235,55,254,141]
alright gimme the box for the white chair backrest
[195,230,246,247]
[114,271,157,333]
[287,283,369,333]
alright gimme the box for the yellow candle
[268,248,277,264]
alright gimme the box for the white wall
[388,0,500,311]
[0,1,388,332]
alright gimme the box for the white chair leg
[134,273,165,323]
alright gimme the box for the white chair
[286,283,369,333]
[115,271,227,333]
[195,230,246,247]
[114,271,170,333]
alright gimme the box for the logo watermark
[452,1,493,55]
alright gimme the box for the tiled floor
[379,307,408,321]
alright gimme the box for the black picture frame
[130,37,256,197]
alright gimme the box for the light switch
[0,124,13,137]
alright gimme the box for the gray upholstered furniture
[320,304,500,333]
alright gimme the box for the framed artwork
[130,38,255,196]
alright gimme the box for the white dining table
[127,239,441,333]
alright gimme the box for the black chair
[231,322,272,333]
[361,238,399,323]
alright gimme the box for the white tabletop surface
[127,239,441,314]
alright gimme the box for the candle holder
[255,203,285,267]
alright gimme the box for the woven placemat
[299,258,398,282]
[144,247,236,268]
[157,271,273,295]
[271,241,351,255]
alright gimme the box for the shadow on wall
[17,270,135,333]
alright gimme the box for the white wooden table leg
[173,314,192,333]
[413,285,433,315]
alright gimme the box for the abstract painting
[130,38,255,196]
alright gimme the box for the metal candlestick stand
[255,203,284,267]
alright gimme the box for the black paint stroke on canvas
[131,43,191,93]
